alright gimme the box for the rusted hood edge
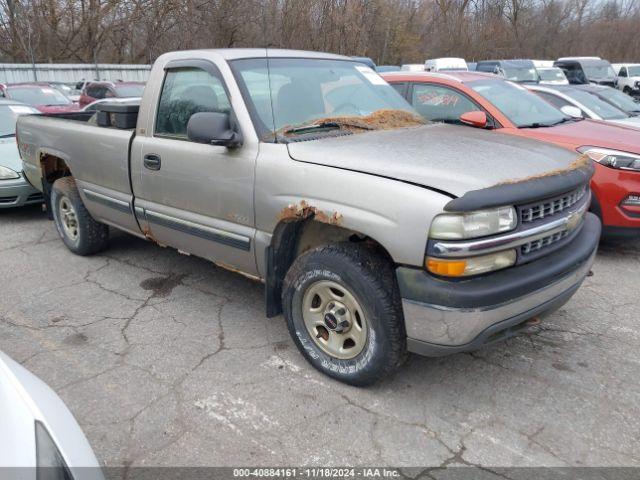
[444,160,595,212]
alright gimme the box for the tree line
[1,0,639,66]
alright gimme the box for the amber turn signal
[426,258,467,277]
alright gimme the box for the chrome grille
[520,187,586,223]
[521,230,569,255]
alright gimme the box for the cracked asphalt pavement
[1,205,639,470]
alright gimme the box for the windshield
[469,79,566,127]
[501,67,539,82]
[628,66,640,77]
[0,104,39,136]
[582,63,616,80]
[565,89,628,119]
[538,68,566,82]
[114,84,145,97]
[8,86,72,106]
[231,58,420,140]
[596,87,640,113]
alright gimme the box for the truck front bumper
[397,212,600,357]
[0,175,43,208]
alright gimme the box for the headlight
[35,421,73,478]
[578,147,640,172]
[429,206,517,240]
[426,250,517,277]
[0,165,19,180]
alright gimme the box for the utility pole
[27,23,37,81]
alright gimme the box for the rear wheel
[282,243,407,386]
[51,177,109,255]
[623,86,632,95]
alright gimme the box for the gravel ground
[1,205,639,472]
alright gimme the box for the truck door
[131,60,258,276]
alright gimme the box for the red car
[0,83,80,113]
[383,71,640,237]
[78,81,145,108]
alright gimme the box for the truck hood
[0,136,21,172]
[286,124,580,197]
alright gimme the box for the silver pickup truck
[17,49,600,385]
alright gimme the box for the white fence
[0,63,151,84]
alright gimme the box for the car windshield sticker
[9,105,35,114]
[355,65,388,86]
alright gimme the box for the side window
[155,67,231,139]
[391,82,407,98]
[536,91,573,110]
[410,83,478,123]
[476,63,494,73]
[619,67,627,77]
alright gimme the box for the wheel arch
[264,217,394,318]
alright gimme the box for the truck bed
[18,113,135,198]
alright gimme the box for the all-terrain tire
[51,177,109,255]
[282,243,407,386]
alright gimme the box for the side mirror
[187,111,242,148]
[459,111,488,128]
[560,105,583,118]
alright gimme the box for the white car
[424,57,468,72]
[0,351,104,479]
[528,84,640,129]
[400,63,425,72]
[612,63,640,97]
[536,67,569,85]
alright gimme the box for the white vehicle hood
[0,351,103,476]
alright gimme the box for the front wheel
[282,243,407,386]
[51,177,109,255]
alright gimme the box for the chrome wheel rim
[301,280,368,360]
[59,196,79,241]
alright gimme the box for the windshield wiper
[520,117,579,129]
[284,122,342,135]
[518,122,550,129]
[0,133,15,138]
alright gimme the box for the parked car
[78,81,145,108]
[555,57,617,87]
[612,63,640,97]
[424,57,468,72]
[400,64,425,71]
[351,56,376,70]
[536,67,569,85]
[376,65,401,73]
[527,84,640,129]
[532,60,554,68]
[18,49,599,386]
[48,82,82,102]
[0,83,80,113]
[81,97,142,112]
[0,350,104,478]
[475,59,539,83]
[383,70,640,238]
[0,100,43,208]
[575,83,640,116]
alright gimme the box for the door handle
[143,154,161,171]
